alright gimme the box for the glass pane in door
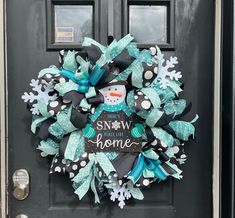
[129,5,167,44]
[54,5,93,43]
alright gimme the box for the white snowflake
[177,157,187,165]
[154,47,182,88]
[111,120,121,130]
[110,182,131,209]
[22,79,57,115]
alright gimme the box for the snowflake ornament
[22,79,57,115]
[110,181,131,209]
[112,120,121,130]
[154,47,182,88]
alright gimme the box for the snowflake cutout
[110,182,131,209]
[111,120,121,130]
[22,79,57,115]
[177,156,187,165]
[154,48,182,88]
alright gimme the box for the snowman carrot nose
[109,92,123,97]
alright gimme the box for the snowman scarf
[22,34,198,209]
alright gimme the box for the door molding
[0,0,221,217]
[0,0,7,217]
[213,0,222,218]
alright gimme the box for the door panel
[7,0,214,217]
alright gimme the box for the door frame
[0,0,7,217]
[221,0,234,217]
[213,0,222,217]
[0,0,222,217]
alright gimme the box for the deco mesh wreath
[22,34,198,208]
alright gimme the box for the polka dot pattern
[142,63,158,87]
[144,71,153,80]
[69,172,75,178]
[141,100,151,110]
[55,166,61,172]
[96,163,106,179]
[173,145,186,159]
[150,47,157,55]
[45,73,52,79]
[47,97,70,117]
[54,75,69,84]
[80,161,86,167]
[40,152,48,157]
[108,171,128,185]
[72,164,78,170]
[50,101,59,108]
[134,90,152,112]
[50,155,67,174]
[41,73,69,86]
[147,138,169,153]
[59,77,66,84]
[143,179,150,186]
[66,153,90,177]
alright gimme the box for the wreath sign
[22,34,198,208]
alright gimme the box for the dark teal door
[7,0,214,217]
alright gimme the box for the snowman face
[99,85,126,105]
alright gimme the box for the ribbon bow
[60,64,105,94]
[128,154,168,183]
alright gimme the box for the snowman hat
[97,79,128,90]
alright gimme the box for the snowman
[84,81,144,153]
[99,83,126,105]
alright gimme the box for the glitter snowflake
[22,79,57,115]
[112,120,121,130]
[154,48,182,88]
[110,182,131,209]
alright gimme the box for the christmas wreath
[22,34,198,208]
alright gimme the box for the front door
[7,0,214,217]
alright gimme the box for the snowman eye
[108,88,111,91]
[115,88,117,91]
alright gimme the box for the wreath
[22,34,198,208]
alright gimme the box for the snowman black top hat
[93,62,132,90]
[97,80,128,89]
